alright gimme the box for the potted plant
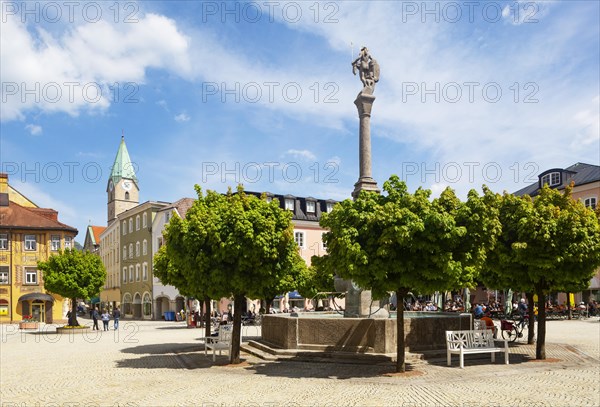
[19,315,39,330]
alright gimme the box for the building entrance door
[32,301,45,322]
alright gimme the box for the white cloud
[174,113,190,122]
[1,12,191,121]
[25,124,42,135]
[285,149,317,161]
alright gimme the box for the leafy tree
[38,248,106,326]
[319,176,499,372]
[483,185,600,359]
[155,186,304,364]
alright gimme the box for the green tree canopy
[483,184,600,359]
[154,185,306,363]
[319,175,500,372]
[38,248,106,326]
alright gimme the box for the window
[142,263,148,280]
[125,192,130,200]
[143,293,152,316]
[541,172,560,187]
[326,202,334,213]
[135,241,140,257]
[306,201,316,213]
[0,267,9,284]
[285,199,294,211]
[584,197,597,210]
[123,246,127,260]
[129,266,133,282]
[123,221,127,235]
[123,267,127,283]
[0,234,8,250]
[294,231,305,249]
[143,213,147,228]
[322,232,328,250]
[51,235,60,251]
[142,240,147,255]
[266,196,273,203]
[64,236,73,249]
[25,267,38,284]
[135,264,140,281]
[24,235,36,251]
[128,219,133,233]
[136,215,140,230]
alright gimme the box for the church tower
[107,136,139,224]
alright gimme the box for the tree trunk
[535,286,546,359]
[526,292,535,344]
[69,298,78,326]
[265,298,273,315]
[230,293,244,364]
[204,296,211,338]
[396,289,407,373]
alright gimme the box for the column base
[352,178,380,199]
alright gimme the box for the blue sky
[1,0,599,242]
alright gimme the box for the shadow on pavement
[120,342,200,355]
[243,358,412,379]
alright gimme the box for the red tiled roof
[0,202,77,233]
[91,226,106,243]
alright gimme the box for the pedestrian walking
[101,309,110,331]
[92,307,99,330]
[113,307,121,330]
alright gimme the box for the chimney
[0,173,8,207]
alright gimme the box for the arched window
[135,241,140,257]
[125,192,130,200]
[143,293,152,317]
[123,293,132,315]
[123,246,127,260]
[123,267,127,282]
[135,264,140,281]
[142,240,147,255]
[142,263,148,280]
[136,215,140,230]
[142,213,147,228]
[129,266,133,282]
[122,221,127,235]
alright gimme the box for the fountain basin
[261,312,471,353]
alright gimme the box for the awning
[18,293,55,303]
[90,296,101,304]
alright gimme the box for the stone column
[344,92,386,318]
[352,92,380,199]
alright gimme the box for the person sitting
[480,315,497,338]
[473,303,484,319]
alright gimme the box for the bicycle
[500,318,528,342]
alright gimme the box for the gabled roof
[109,136,137,187]
[0,201,78,233]
[244,191,338,222]
[87,225,106,245]
[513,162,600,197]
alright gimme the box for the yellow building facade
[0,173,78,323]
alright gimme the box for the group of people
[87,306,121,331]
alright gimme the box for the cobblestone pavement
[1,318,599,407]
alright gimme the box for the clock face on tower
[122,180,132,191]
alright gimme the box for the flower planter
[56,326,90,335]
[19,322,39,330]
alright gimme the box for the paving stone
[1,318,599,406]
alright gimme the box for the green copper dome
[109,136,138,186]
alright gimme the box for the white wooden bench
[204,324,233,361]
[446,330,509,368]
